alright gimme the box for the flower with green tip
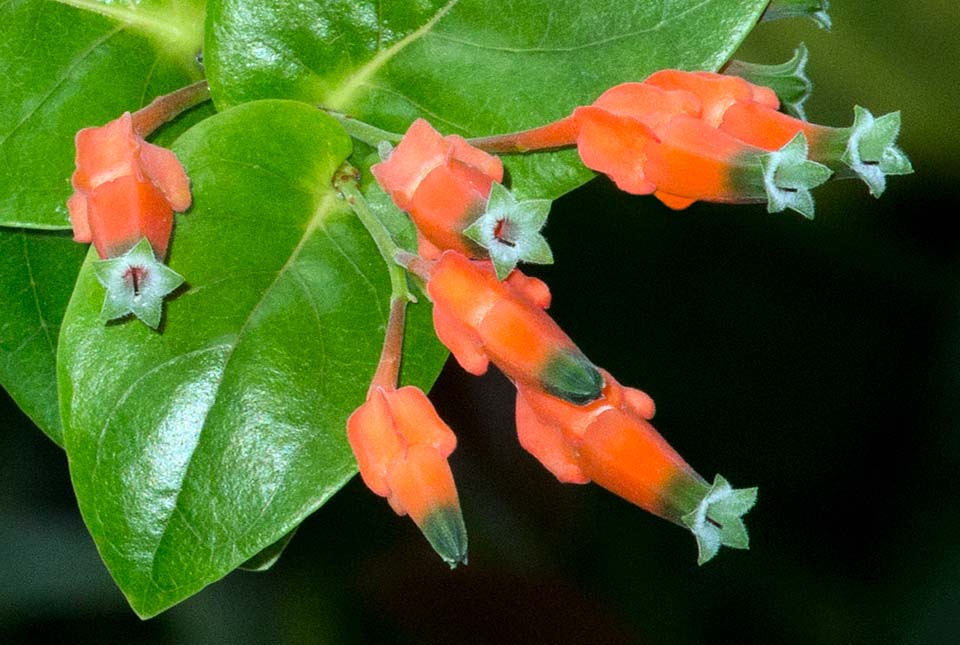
[719,102,913,198]
[347,385,468,568]
[515,369,757,565]
[93,237,185,329]
[463,182,554,280]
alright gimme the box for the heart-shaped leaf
[0,228,87,444]
[59,100,447,617]
[0,0,204,229]
[205,0,769,198]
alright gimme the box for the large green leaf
[0,228,87,444]
[0,0,204,229]
[58,100,448,617]
[205,0,769,198]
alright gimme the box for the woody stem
[467,115,579,153]
[131,80,211,137]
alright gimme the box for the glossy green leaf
[0,0,204,229]
[58,101,448,617]
[0,229,87,444]
[205,0,769,198]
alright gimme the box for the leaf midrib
[54,0,200,53]
[143,191,350,591]
[323,0,460,110]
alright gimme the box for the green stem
[334,164,415,393]
[324,110,403,148]
[131,80,211,137]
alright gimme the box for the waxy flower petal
[347,386,467,567]
[371,118,503,259]
[68,112,190,259]
[426,251,603,405]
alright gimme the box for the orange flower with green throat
[421,250,603,406]
[516,369,757,564]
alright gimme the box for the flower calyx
[463,182,554,280]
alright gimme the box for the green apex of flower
[726,44,812,120]
[842,106,914,198]
[464,182,554,280]
[681,474,758,566]
[761,132,833,219]
[93,237,184,329]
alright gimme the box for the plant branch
[131,80,211,136]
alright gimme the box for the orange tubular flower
[644,69,912,197]
[371,118,503,259]
[68,111,191,260]
[67,111,191,328]
[571,80,832,217]
[347,385,468,567]
[424,251,603,405]
[515,370,757,564]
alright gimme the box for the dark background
[3,4,959,643]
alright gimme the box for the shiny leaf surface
[59,101,447,617]
[206,0,769,198]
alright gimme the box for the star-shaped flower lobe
[842,106,913,197]
[93,238,184,329]
[463,182,554,280]
[681,474,758,565]
[761,132,832,219]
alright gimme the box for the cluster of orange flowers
[67,69,909,565]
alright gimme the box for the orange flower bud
[425,251,603,405]
[347,385,467,566]
[371,118,503,259]
[67,112,191,260]
[516,370,756,564]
